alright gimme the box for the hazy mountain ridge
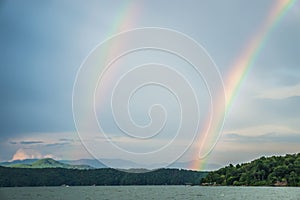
[0,158,222,171]
[0,159,39,166]
[1,158,93,169]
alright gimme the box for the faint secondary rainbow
[95,1,141,112]
[191,0,297,170]
[75,1,141,151]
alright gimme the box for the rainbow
[95,1,141,111]
[191,0,297,170]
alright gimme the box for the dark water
[1,186,299,200]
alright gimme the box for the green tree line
[0,167,207,187]
[202,153,300,186]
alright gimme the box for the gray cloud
[9,141,17,145]
[19,141,44,145]
[59,138,75,142]
[45,142,69,147]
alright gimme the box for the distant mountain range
[0,158,93,169]
[0,158,222,170]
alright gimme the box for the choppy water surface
[1,186,299,200]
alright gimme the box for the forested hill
[201,153,300,186]
[0,167,207,187]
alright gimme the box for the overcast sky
[0,0,299,170]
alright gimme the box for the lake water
[0,186,299,200]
